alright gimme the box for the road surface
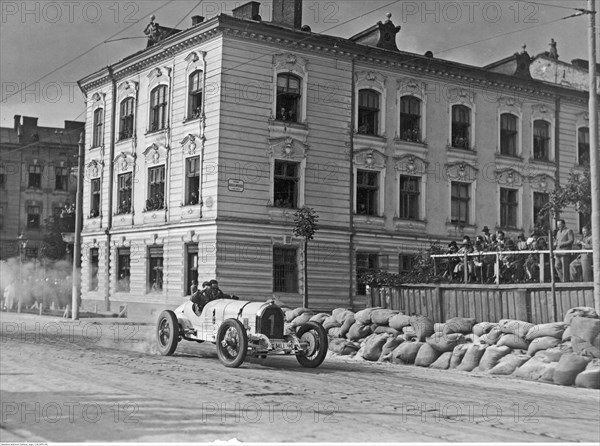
[1,313,599,442]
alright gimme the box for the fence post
[463,252,469,284]
[495,252,500,285]
[539,252,545,283]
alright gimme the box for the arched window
[119,98,134,140]
[500,113,518,156]
[188,70,203,119]
[578,127,590,165]
[533,120,550,161]
[149,85,168,131]
[400,96,421,142]
[92,108,103,147]
[276,73,301,122]
[358,89,380,136]
[451,105,470,149]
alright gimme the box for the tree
[539,164,591,224]
[42,203,75,261]
[293,207,319,308]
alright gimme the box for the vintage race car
[156,298,328,368]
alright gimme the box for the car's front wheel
[157,310,180,356]
[216,319,248,368]
[296,321,328,368]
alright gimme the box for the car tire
[296,321,328,368]
[216,319,248,368]
[157,310,180,356]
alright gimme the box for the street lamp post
[71,132,85,320]
[17,233,27,313]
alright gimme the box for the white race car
[156,299,328,368]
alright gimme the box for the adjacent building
[77,0,595,317]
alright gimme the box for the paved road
[1,313,599,442]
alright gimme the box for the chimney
[14,115,21,131]
[272,0,302,30]
[22,116,38,130]
[349,13,401,52]
[191,15,204,26]
[233,2,261,21]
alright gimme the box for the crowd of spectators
[438,220,593,284]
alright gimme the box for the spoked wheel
[216,319,248,368]
[156,310,180,356]
[296,321,328,368]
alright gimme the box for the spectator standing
[553,219,574,282]
[569,225,592,282]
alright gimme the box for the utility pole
[587,0,599,313]
[71,132,85,320]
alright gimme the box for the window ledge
[116,137,134,144]
[495,153,523,161]
[445,222,478,236]
[145,127,169,136]
[183,117,202,124]
[447,145,476,154]
[394,138,427,148]
[528,157,555,166]
[353,214,385,227]
[394,218,427,232]
[269,119,307,128]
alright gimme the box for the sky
[0,0,594,129]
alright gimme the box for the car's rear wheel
[296,321,328,368]
[157,310,180,356]
[216,319,248,368]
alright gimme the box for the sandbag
[333,308,354,325]
[389,314,412,331]
[570,316,600,346]
[309,313,329,324]
[513,357,552,380]
[433,323,446,333]
[463,333,481,344]
[480,327,503,345]
[527,336,561,357]
[562,326,572,342]
[322,315,341,331]
[478,345,511,371]
[429,352,453,370]
[473,322,497,337]
[456,344,486,372]
[564,306,598,325]
[536,346,568,363]
[402,326,417,339]
[290,312,313,328]
[346,322,372,341]
[391,341,424,365]
[426,333,466,353]
[291,307,313,319]
[571,335,600,358]
[444,317,477,334]
[379,337,404,362]
[499,319,534,338]
[374,326,400,336]
[525,323,566,341]
[285,309,296,322]
[329,338,360,355]
[489,353,530,375]
[370,309,400,326]
[553,353,590,386]
[339,315,356,338]
[497,333,529,350]
[539,363,558,382]
[354,308,380,325]
[327,326,342,338]
[575,361,600,389]
[362,334,390,361]
[414,343,443,367]
[410,315,435,342]
[449,344,469,369]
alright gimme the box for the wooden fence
[370,284,595,324]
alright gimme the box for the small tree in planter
[293,206,319,308]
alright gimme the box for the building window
[356,252,378,295]
[186,244,199,295]
[276,73,301,122]
[189,71,203,119]
[150,85,168,131]
[500,113,518,156]
[578,127,590,165]
[93,108,103,147]
[400,96,421,142]
[90,248,99,291]
[90,178,100,218]
[356,170,379,216]
[399,254,413,275]
[451,105,471,149]
[55,166,69,191]
[185,157,200,205]
[273,160,298,208]
[148,246,163,293]
[399,175,420,220]
[0,165,5,188]
[533,120,550,161]
[358,89,380,135]
[28,165,42,188]
[450,182,470,224]
[117,172,132,214]
[579,212,591,234]
[500,187,518,229]
[27,205,41,228]
[146,165,165,211]
[119,98,134,140]
[533,192,549,232]
[273,247,298,293]
[116,248,130,292]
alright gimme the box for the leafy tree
[293,207,319,308]
[41,203,75,261]
[538,164,591,224]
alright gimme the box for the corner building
[78,1,593,317]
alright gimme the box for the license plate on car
[270,341,289,350]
